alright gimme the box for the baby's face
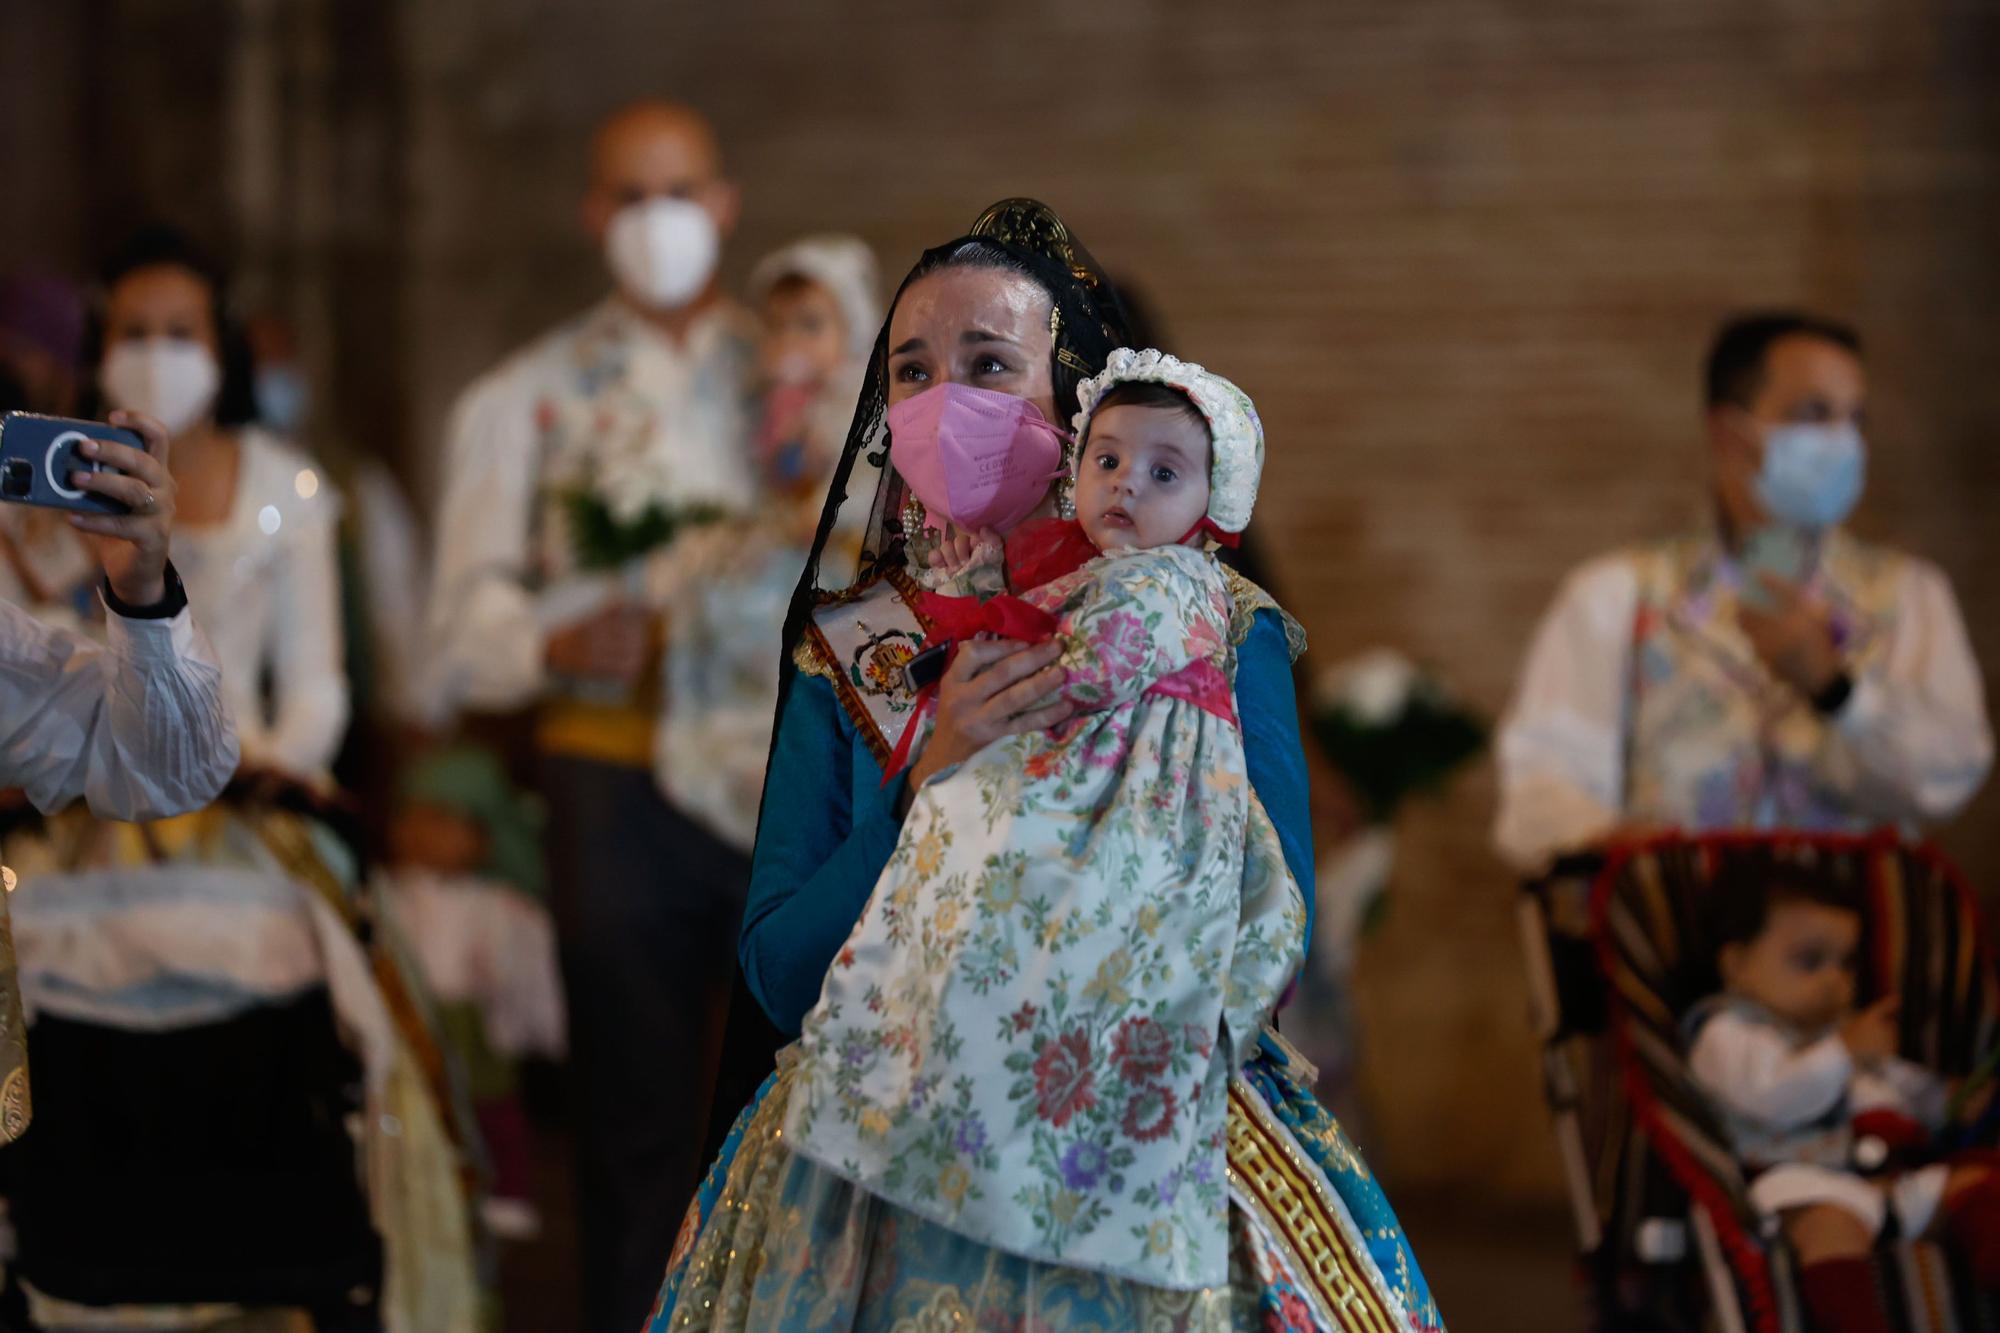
[760,278,848,387]
[1075,403,1213,553]
[1720,898,1861,1032]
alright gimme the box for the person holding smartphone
[0,402,239,822]
[1494,313,1991,872]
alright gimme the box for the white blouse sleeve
[253,494,350,778]
[0,597,239,819]
[1493,554,1640,874]
[419,361,549,722]
[1689,1010,1853,1128]
[1809,558,1993,823]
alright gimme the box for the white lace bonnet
[1070,347,1264,535]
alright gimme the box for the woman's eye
[974,356,1009,376]
[896,363,929,383]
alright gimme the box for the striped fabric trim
[1226,1078,1406,1333]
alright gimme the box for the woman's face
[102,263,219,359]
[885,265,1056,426]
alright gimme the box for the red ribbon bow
[883,592,1060,783]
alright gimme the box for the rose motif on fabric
[1032,1029,1097,1127]
[1111,1016,1173,1083]
[1182,607,1224,664]
[1090,610,1151,680]
[1077,717,1128,771]
[1121,1082,1178,1143]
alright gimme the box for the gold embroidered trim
[1226,1079,1402,1333]
[791,636,837,682]
[1223,568,1308,661]
[0,879,27,1144]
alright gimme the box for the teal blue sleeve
[1238,608,1315,945]
[738,671,911,1034]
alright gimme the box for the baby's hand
[927,527,1004,578]
[1840,995,1901,1064]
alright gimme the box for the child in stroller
[1687,854,2000,1332]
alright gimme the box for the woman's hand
[905,637,1071,795]
[67,410,176,608]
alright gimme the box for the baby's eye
[1094,453,1119,470]
[1152,466,1177,484]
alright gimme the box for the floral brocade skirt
[644,1035,1444,1333]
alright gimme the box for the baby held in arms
[786,348,1308,1290]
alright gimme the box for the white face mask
[101,337,222,437]
[604,197,720,310]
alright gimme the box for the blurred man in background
[422,100,757,1331]
[1495,313,1991,872]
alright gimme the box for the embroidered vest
[1624,531,1906,833]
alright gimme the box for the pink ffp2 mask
[887,383,1068,534]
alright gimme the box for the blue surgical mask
[255,365,310,435]
[1753,421,1865,530]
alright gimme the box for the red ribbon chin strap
[882,592,1061,783]
[1180,516,1242,549]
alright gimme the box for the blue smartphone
[0,413,137,516]
[1739,524,1815,611]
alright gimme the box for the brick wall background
[5,0,1996,1204]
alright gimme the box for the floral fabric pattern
[648,1046,1444,1332]
[787,544,1306,1290]
[1625,530,1907,833]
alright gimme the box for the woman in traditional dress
[649,200,1444,1333]
[2,227,478,1332]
